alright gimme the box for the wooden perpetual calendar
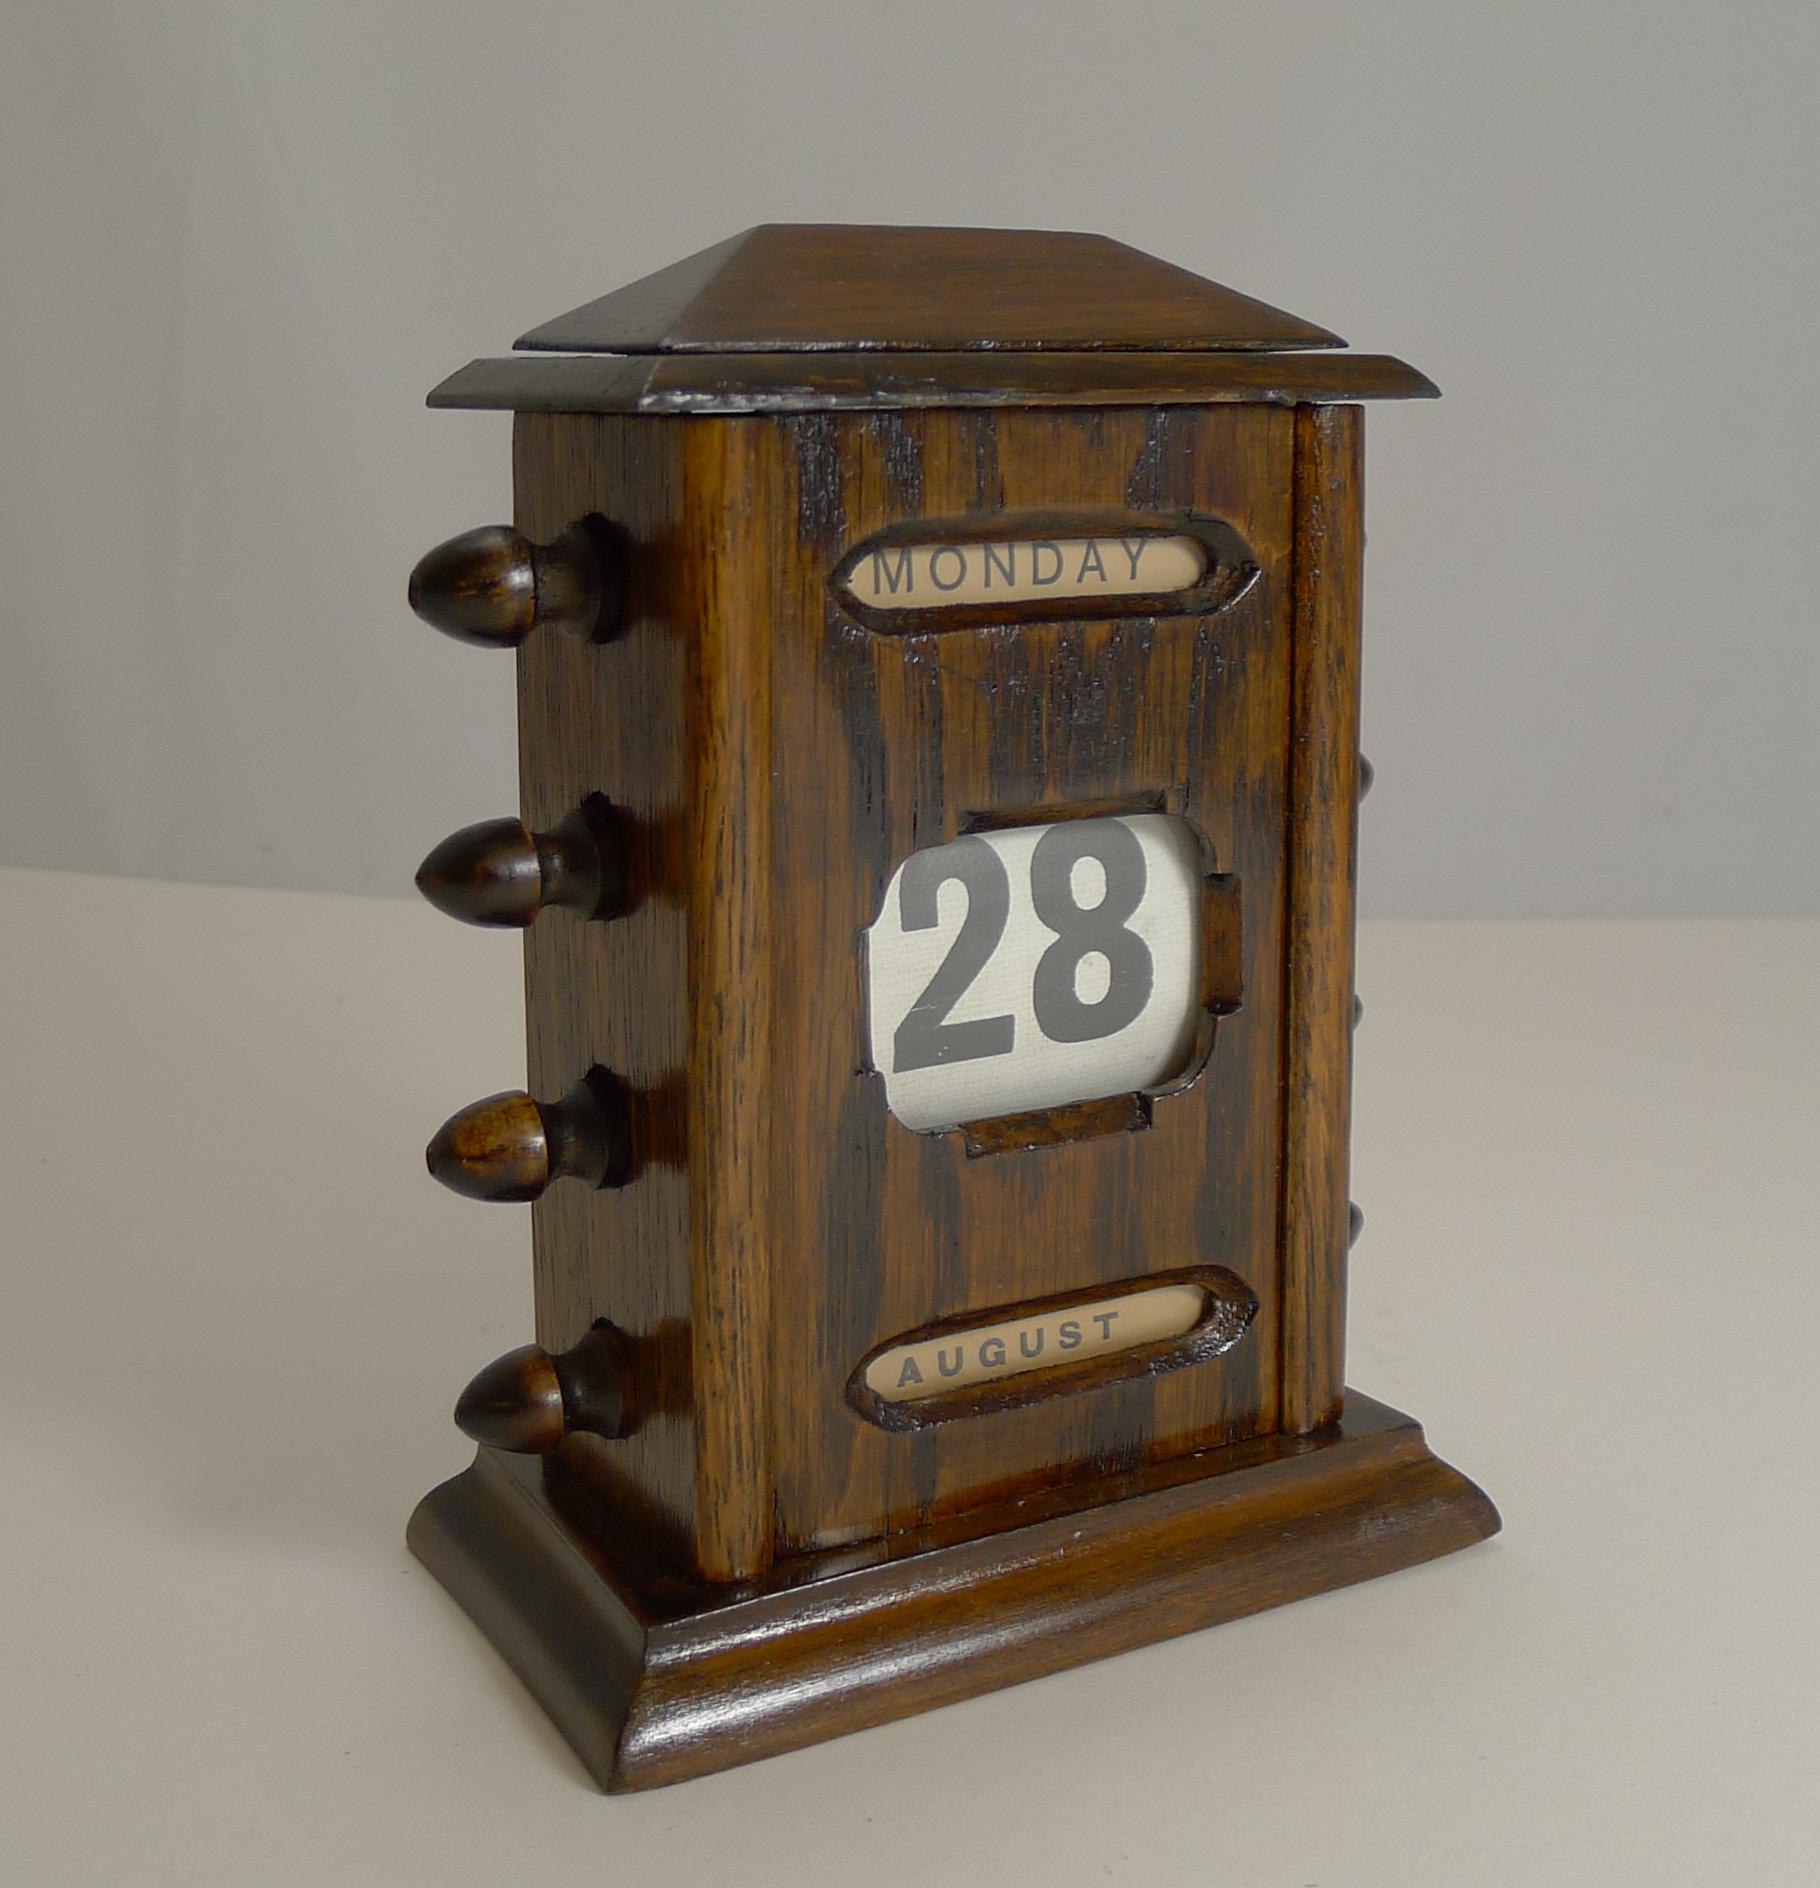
[401,225,1499,1791]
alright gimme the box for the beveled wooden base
[407,1391,1498,1792]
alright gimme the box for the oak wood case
[514,402,1300,1580]
[405,225,1496,1792]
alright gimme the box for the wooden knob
[454,1324,633,1452]
[415,796,625,928]
[407,519,619,648]
[426,1069,630,1202]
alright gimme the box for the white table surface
[2,866,1814,1886]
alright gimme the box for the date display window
[865,815,1205,1134]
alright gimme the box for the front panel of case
[764,404,1295,1552]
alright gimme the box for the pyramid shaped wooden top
[515,225,1344,356]
[430,225,1436,415]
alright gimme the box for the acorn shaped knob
[415,796,626,928]
[454,1324,634,1452]
[426,1069,630,1202]
[407,519,620,649]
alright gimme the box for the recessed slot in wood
[832,509,1257,633]
[848,1265,1258,1430]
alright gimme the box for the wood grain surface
[430,348,1437,416]
[408,1390,1499,1791]
[1281,405,1366,1432]
[514,403,1305,1576]
[512,224,1343,356]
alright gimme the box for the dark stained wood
[958,1092,1151,1159]
[515,225,1343,355]
[1280,405,1365,1435]
[512,419,790,1582]
[454,1326,634,1453]
[454,1343,564,1450]
[426,1070,629,1202]
[405,227,1487,1791]
[429,348,1438,416]
[415,796,625,928]
[1202,871,1245,1015]
[681,421,778,1581]
[514,403,1295,1573]
[407,520,620,648]
[514,228,755,354]
[510,413,701,1571]
[408,1391,1500,1791]
[426,1089,547,1201]
[418,817,543,926]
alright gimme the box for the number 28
[892,818,1154,1074]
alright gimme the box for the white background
[2,2,1817,916]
